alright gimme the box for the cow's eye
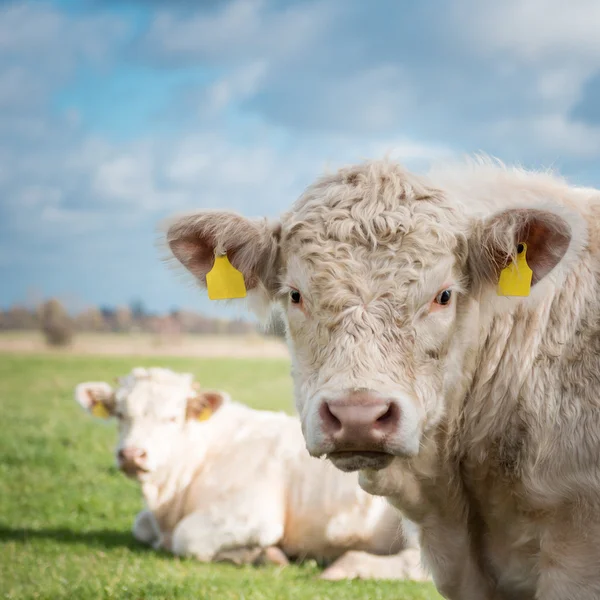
[290,289,302,305]
[434,289,452,306]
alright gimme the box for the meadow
[0,348,441,599]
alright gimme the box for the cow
[165,157,600,599]
[75,366,428,581]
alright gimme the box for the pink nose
[319,391,400,451]
[118,447,147,470]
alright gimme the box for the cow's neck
[139,404,240,531]
[135,431,200,516]
[453,254,600,475]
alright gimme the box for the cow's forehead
[114,370,193,418]
[282,161,463,257]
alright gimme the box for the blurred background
[1,0,600,354]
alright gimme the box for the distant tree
[99,305,117,331]
[0,305,39,330]
[75,307,105,332]
[99,305,115,319]
[0,298,262,338]
[130,299,147,320]
[226,319,259,335]
[40,299,74,346]
[114,306,133,332]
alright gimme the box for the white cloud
[3,117,451,242]
[93,153,155,205]
[143,0,337,64]
[454,0,600,113]
[0,65,47,110]
[281,65,416,134]
[202,61,268,115]
[441,0,600,161]
[83,128,450,219]
[535,67,590,110]
[141,0,600,162]
[0,2,127,96]
[487,114,600,159]
[15,184,63,209]
[456,0,600,65]
[0,2,129,243]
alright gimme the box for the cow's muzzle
[117,447,149,477]
[313,389,419,471]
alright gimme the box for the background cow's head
[166,160,581,474]
[75,367,226,479]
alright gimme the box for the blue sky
[2,0,600,318]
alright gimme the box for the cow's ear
[166,211,281,301]
[186,390,228,422]
[468,207,576,293]
[75,382,116,419]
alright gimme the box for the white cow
[75,366,427,581]
[166,158,600,599]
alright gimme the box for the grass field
[0,352,441,600]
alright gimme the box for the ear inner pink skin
[470,208,571,290]
[186,391,225,420]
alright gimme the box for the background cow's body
[167,159,600,599]
[76,367,427,581]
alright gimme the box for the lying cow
[75,366,427,581]
[166,158,600,599]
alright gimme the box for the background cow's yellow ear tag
[91,402,111,418]
[206,255,247,300]
[497,243,533,297]
[197,406,212,422]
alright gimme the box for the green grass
[0,353,440,600]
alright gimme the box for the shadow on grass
[0,525,154,552]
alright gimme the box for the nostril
[374,402,400,430]
[377,406,393,423]
[320,402,342,433]
[139,450,147,460]
[118,449,125,460]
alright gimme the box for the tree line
[0,299,285,346]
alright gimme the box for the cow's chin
[119,465,151,480]
[327,451,394,472]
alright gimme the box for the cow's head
[75,367,226,479]
[166,160,577,473]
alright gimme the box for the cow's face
[167,161,573,473]
[75,368,225,479]
[279,203,466,472]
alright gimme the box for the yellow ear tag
[196,406,212,422]
[206,254,247,301]
[91,402,110,419]
[497,243,533,297]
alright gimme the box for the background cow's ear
[468,207,576,292]
[165,211,281,300]
[75,382,116,419]
[186,390,228,422]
